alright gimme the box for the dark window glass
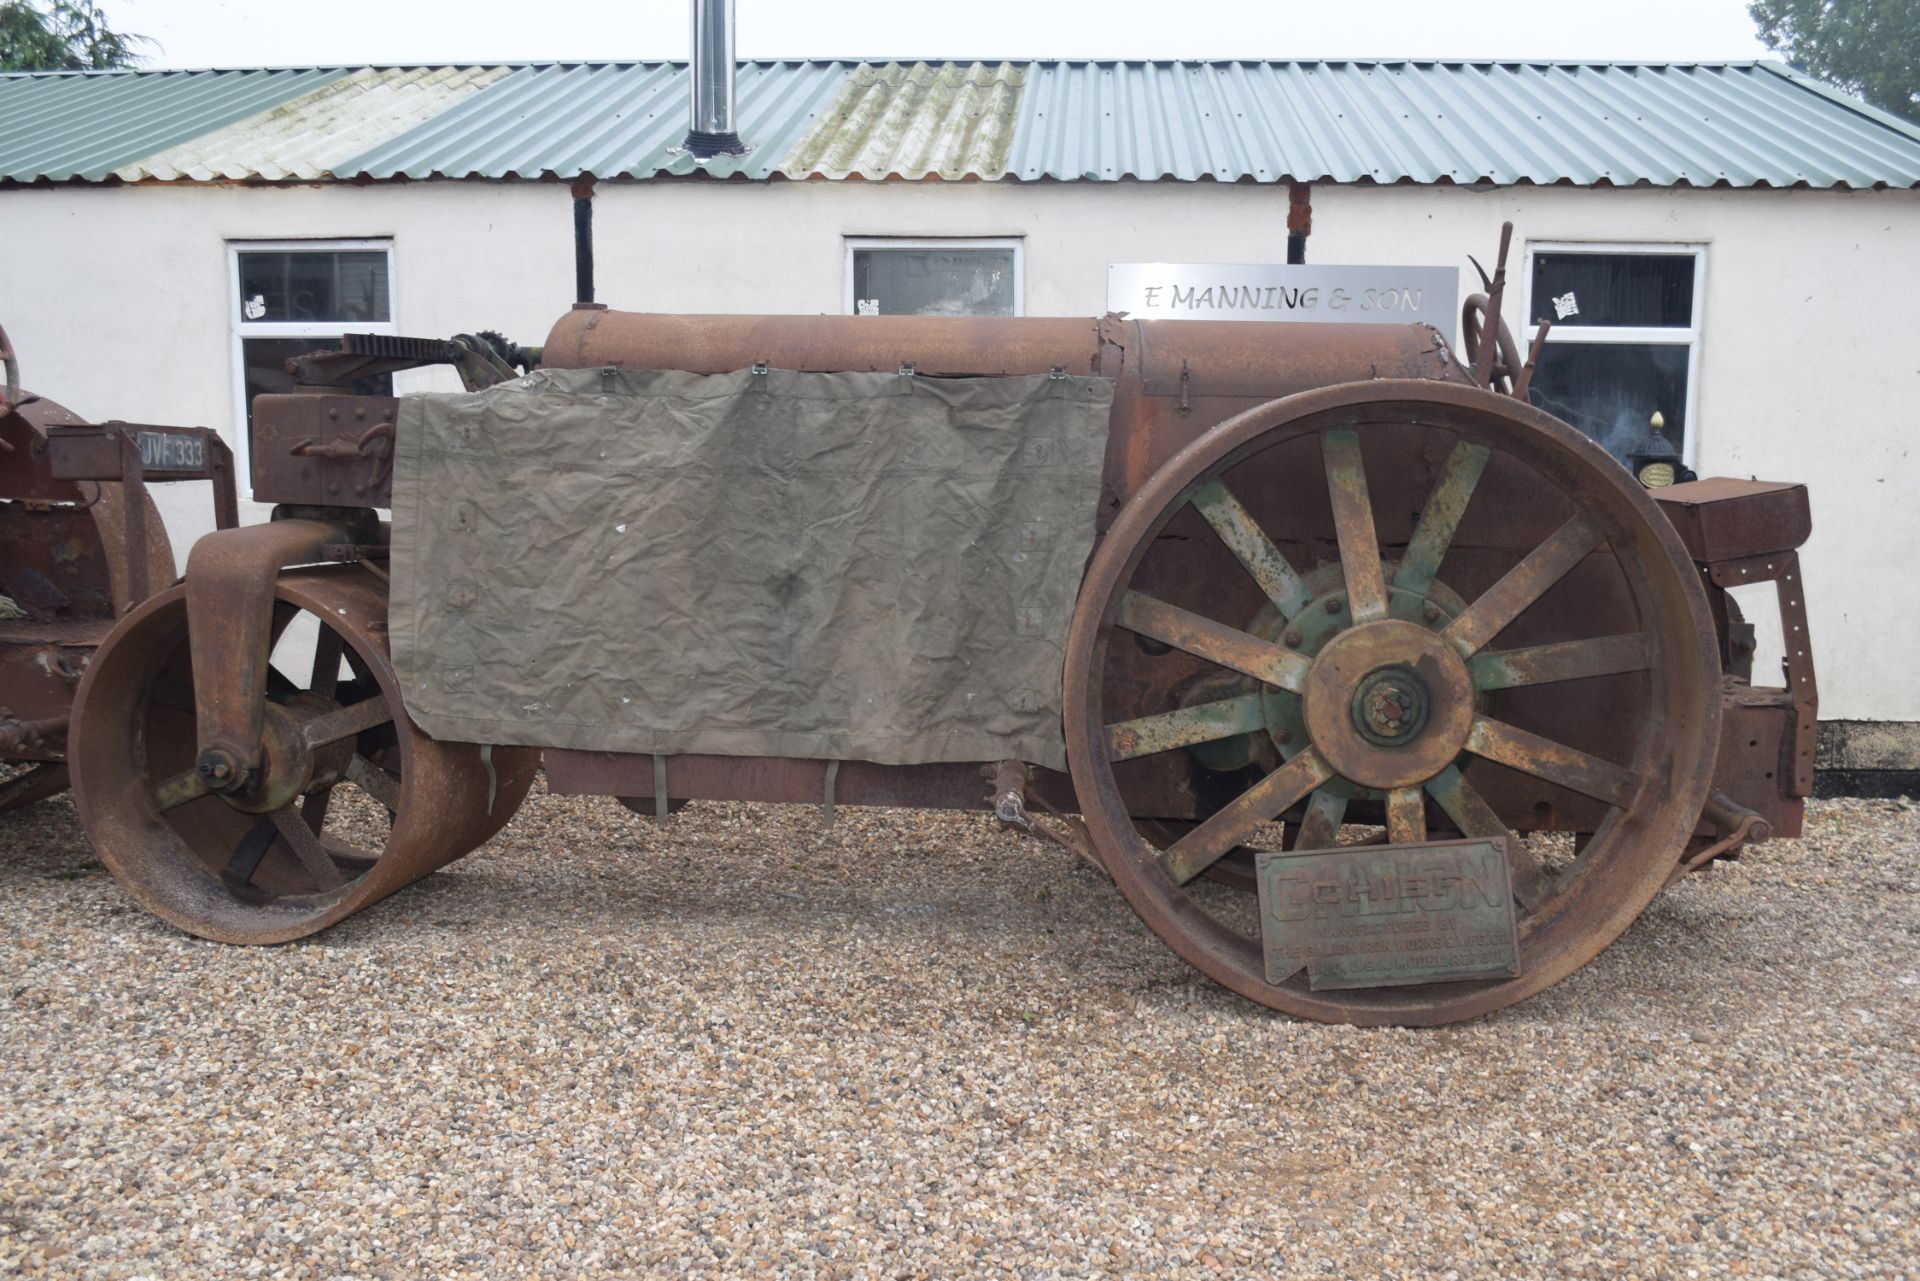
[1529,252,1694,328]
[240,337,391,439]
[1526,342,1688,465]
[852,248,1016,317]
[237,250,391,323]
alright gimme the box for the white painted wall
[2,178,1915,725]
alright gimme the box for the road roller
[51,230,1816,1025]
[0,322,235,815]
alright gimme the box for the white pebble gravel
[1,783,1915,1279]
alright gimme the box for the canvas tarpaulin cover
[389,366,1114,770]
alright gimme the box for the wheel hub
[1353,667,1429,744]
[1302,620,1475,791]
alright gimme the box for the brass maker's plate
[1255,838,1519,990]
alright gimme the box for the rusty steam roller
[33,219,1818,1026]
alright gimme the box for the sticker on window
[1552,291,1580,321]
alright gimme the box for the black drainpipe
[1286,180,1312,265]
[572,174,597,306]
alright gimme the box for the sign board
[1255,837,1519,990]
[1108,263,1459,334]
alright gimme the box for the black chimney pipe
[571,174,596,306]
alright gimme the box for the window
[229,240,396,484]
[1521,244,1703,477]
[846,238,1022,317]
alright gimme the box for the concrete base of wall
[1815,720,1920,798]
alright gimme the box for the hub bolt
[1283,629,1302,647]
[1325,598,1343,614]
[1422,603,1441,623]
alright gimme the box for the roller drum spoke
[300,697,396,748]
[152,768,211,812]
[269,807,346,891]
[309,625,345,700]
[345,754,401,812]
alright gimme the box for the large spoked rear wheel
[71,564,539,944]
[1064,380,1720,1026]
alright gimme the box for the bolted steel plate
[1255,838,1519,990]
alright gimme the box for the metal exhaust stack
[682,0,748,161]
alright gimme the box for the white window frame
[1520,241,1705,469]
[844,236,1025,317]
[228,238,397,496]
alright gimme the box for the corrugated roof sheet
[3,59,1918,189]
[0,66,347,182]
[346,61,851,180]
[118,66,511,182]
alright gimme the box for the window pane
[1529,252,1694,328]
[237,250,391,323]
[852,248,1016,317]
[241,337,392,440]
[1526,342,1688,465]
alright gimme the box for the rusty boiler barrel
[539,309,1466,507]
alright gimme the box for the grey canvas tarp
[389,366,1114,771]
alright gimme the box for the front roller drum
[70,564,539,944]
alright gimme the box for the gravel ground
[1,783,1915,1280]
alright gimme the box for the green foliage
[1750,0,1920,122]
[0,1,148,71]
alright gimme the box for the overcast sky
[101,0,1776,69]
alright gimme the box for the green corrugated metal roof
[120,66,511,182]
[0,67,348,182]
[3,59,1918,189]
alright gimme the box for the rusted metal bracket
[184,517,367,791]
[985,758,1104,873]
[1708,551,1818,797]
[291,422,395,496]
[1667,790,1772,888]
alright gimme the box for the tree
[1750,0,1920,123]
[0,1,149,71]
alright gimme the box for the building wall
[2,178,1915,745]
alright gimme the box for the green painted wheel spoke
[1470,632,1651,691]
[1464,716,1638,809]
[1105,693,1268,763]
[1320,430,1389,624]
[1189,479,1312,618]
[1386,787,1427,844]
[1116,591,1310,693]
[152,767,211,812]
[1443,515,1602,657]
[1293,788,1348,850]
[1395,440,1490,594]
[1161,749,1333,886]
[1426,764,1547,908]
